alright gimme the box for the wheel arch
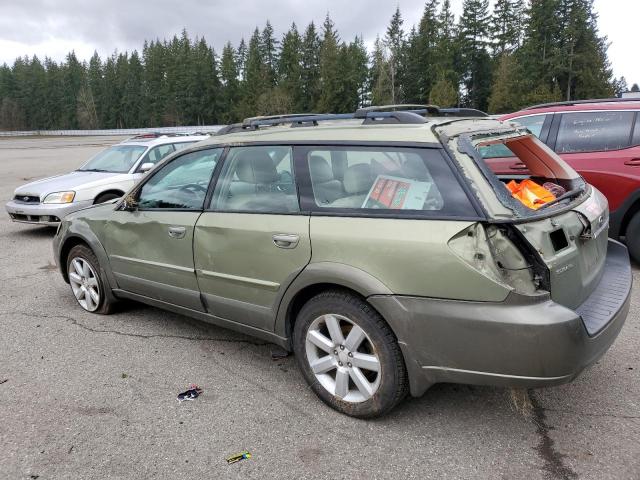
[93,189,125,204]
[274,262,394,348]
[59,235,91,282]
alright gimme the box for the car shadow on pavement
[7,225,57,238]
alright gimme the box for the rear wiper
[536,186,585,211]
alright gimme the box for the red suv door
[546,110,640,212]
[483,114,551,174]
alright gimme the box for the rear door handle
[509,162,529,170]
[273,234,299,249]
[168,226,186,239]
[624,158,640,166]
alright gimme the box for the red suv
[484,98,640,261]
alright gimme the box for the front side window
[138,148,222,209]
[556,111,634,153]
[79,145,147,173]
[210,146,299,213]
[480,114,547,159]
[302,146,474,216]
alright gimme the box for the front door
[104,148,223,310]
[194,145,311,330]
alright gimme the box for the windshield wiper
[537,186,586,211]
[78,168,110,172]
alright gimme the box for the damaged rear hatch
[435,119,611,316]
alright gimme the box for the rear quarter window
[555,111,635,153]
[298,146,476,217]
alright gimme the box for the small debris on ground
[0,379,8,385]
[121,373,128,379]
[177,384,203,402]
[270,349,290,361]
[226,450,252,464]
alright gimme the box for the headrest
[309,155,334,183]
[343,163,374,194]
[235,149,279,184]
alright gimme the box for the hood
[14,170,120,199]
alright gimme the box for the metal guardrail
[0,125,223,137]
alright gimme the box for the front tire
[66,245,114,314]
[293,290,408,418]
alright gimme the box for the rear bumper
[5,200,92,225]
[369,239,632,397]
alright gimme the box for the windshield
[78,145,147,173]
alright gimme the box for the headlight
[43,191,75,204]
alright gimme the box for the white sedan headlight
[43,191,75,204]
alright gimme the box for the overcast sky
[0,0,637,85]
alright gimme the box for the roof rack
[354,104,441,117]
[213,104,493,136]
[524,97,640,110]
[438,108,489,117]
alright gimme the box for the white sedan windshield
[78,145,147,173]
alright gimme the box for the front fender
[56,218,118,297]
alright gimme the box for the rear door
[104,148,222,310]
[547,110,640,211]
[194,145,311,331]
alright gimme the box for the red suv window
[555,111,635,153]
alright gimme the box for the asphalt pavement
[0,136,638,479]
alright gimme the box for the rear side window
[480,114,547,159]
[299,146,474,217]
[555,111,634,153]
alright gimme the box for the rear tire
[94,192,122,204]
[66,245,115,314]
[293,290,408,418]
[625,212,640,263]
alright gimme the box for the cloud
[0,0,636,83]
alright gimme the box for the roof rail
[355,104,440,117]
[437,108,489,117]
[241,113,323,127]
[524,97,640,110]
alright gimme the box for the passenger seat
[309,155,343,205]
[329,164,375,208]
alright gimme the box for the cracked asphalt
[1,136,639,480]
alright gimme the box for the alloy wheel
[305,313,381,403]
[68,257,100,312]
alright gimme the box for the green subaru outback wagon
[54,106,632,418]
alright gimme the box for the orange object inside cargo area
[506,179,556,210]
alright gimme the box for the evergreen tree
[458,0,492,110]
[405,1,440,103]
[316,14,341,112]
[384,6,405,103]
[220,42,240,123]
[370,36,392,105]
[239,28,266,118]
[278,23,303,111]
[300,22,321,112]
[260,21,279,87]
[491,0,523,57]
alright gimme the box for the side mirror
[140,162,154,173]
[121,194,138,212]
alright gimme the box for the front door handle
[168,226,186,239]
[273,234,299,249]
[624,158,640,166]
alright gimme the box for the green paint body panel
[194,212,311,330]
[102,210,203,310]
[308,217,510,302]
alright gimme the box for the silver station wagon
[6,133,208,225]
